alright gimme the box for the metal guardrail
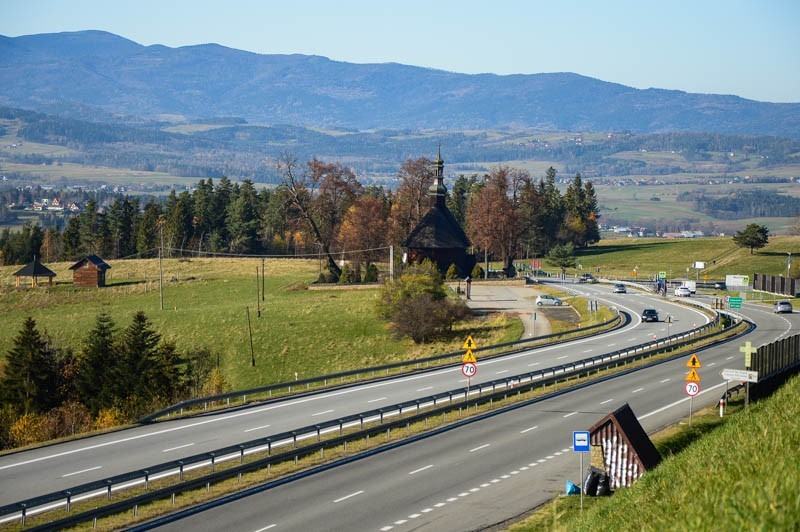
[140,314,622,423]
[2,314,731,528]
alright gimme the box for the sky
[3,0,799,103]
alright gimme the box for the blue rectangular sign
[573,431,590,452]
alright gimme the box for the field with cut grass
[0,258,521,390]
[572,235,800,284]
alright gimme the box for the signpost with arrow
[685,354,701,424]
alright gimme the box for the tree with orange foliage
[387,157,434,244]
[338,195,391,267]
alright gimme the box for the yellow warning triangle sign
[686,354,702,368]
[462,335,477,350]
[685,368,701,382]
[462,349,477,364]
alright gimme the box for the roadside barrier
[2,313,743,529]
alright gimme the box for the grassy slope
[575,235,800,283]
[0,258,521,389]
[511,374,800,531]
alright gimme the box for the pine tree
[78,313,119,415]
[1,318,53,415]
[117,311,162,410]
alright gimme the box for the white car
[536,294,563,306]
[674,286,691,297]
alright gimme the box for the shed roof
[13,259,57,278]
[69,254,111,271]
[589,402,662,471]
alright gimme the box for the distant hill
[1,30,799,138]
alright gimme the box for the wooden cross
[740,341,757,368]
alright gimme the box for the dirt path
[455,282,552,339]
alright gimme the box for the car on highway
[774,300,793,313]
[578,273,597,283]
[713,281,727,290]
[674,286,691,297]
[642,308,659,322]
[612,284,626,293]
[535,294,563,306]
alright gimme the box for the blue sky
[3,0,799,103]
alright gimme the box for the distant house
[69,255,111,287]
[13,258,57,288]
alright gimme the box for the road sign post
[573,431,590,510]
[739,342,757,409]
[685,355,701,425]
[462,336,478,398]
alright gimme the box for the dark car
[578,273,597,284]
[642,308,659,322]
[713,281,727,290]
[774,301,793,314]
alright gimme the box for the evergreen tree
[1,318,58,415]
[226,179,259,253]
[61,216,82,260]
[136,200,161,257]
[117,311,162,409]
[77,313,119,415]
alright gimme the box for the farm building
[69,255,111,287]
[402,147,475,277]
[13,258,56,288]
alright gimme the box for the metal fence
[752,333,800,380]
[1,314,732,529]
[752,273,800,297]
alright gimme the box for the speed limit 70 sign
[461,362,477,378]
[685,381,700,397]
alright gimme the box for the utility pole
[256,267,261,318]
[262,256,266,301]
[246,306,255,367]
[389,245,394,282]
[158,223,164,311]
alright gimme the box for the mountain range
[0,30,799,137]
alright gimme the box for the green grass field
[0,258,521,390]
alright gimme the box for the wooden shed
[588,403,662,489]
[69,255,111,287]
[13,258,57,288]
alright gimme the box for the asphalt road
[148,293,795,532]
[0,284,736,512]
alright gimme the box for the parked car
[642,308,659,322]
[774,301,793,314]
[578,273,597,284]
[674,286,691,297]
[612,284,626,294]
[536,294,563,306]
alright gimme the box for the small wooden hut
[69,255,111,287]
[13,258,57,288]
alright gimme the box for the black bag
[595,471,610,496]
[582,466,603,497]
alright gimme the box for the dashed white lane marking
[422,508,433,513]
[62,465,102,477]
[409,513,421,519]
[583,349,593,353]
[368,397,387,403]
[312,409,334,416]
[408,464,433,475]
[254,524,277,532]
[380,527,393,531]
[563,411,577,418]
[447,497,458,502]
[632,387,644,393]
[162,443,194,453]
[458,492,470,497]
[600,398,613,405]
[726,356,734,360]
[520,425,538,433]
[244,424,271,433]
[496,370,509,374]
[416,387,433,392]
[660,378,671,383]
[708,362,716,366]
[434,502,446,507]
[333,490,364,503]
[528,362,540,367]
[607,343,616,347]
[557,355,568,360]
[469,444,490,452]
[394,519,408,525]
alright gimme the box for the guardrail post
[144,470,149,490]
[179,461,184,481]
[293,432,298,448]
[204,401,207,411]
[65,491,71,512]
[243,394,247,403]
[20,505,26,525]
[106,480,112,500]
[360,415,364,429]
[210,453,216,472]
[380,409,384,423]
[240,446,245,462]
[316,425,321,441]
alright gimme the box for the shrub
[94,406,127,430]
[445,263,459,280]
[9,412,50,447]
[364,263,379,282]
[471,264,484,279]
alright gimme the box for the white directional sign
[721,368,759,383]
[461,362,477,378]
[685,381,700,397]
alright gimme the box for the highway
[146,293,796,531]
[0,283,704,507]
